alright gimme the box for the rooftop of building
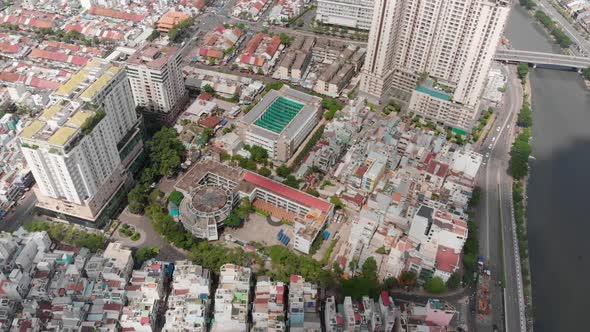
[19,100,103,147]
[158,10,192,27]
[54,58,121,101]
[434,245,460,273]
[240,86,321,139]
[416,78,452,101]
[127,43,179,70]
[243,172,332,213]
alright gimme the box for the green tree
[279,32,294,46]
[517,63,529,82]
[446,272,461,290]
[519,0,536,10]
[383,277,398,290]
[509,130,532,179]
[583,67,590,80]
[147,127,186,178]
[517,101,533,128]
[306,188,320,197]
[265,81,284,92]
[225,212,243,228]
[249,145,268,163]
[258,166,271,177]
[168,191,184,206]
[134,247,159,265]
[330,196,344,209]
[276,165,292,178]
[202,84,216,94]
[128,184,148,214]
[282,175,300,188]
[239,158,258,171]
[398,271,417,289]
[220,152,231,161]
[424,276,448,294]
[148,29,160,41]
[168,17,194,42]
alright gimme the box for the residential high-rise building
[316,0,375,31]
[360,0,510,130]
[126,43,187,124]
[18,59,143,225]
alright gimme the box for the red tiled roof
[435,245,460,273]
[199,92,213,101]
[243,172,332,213]
[103,303,122,311]
[355,164,369,178]
[198,116,222,128]
[426,160,449,177]
[341,193,364,206]
[89,6,144,22]
[244,33,265,55]
[174,288,189,295]
[264,35,281,57]
[0,43,19,53]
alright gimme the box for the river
[504,4,590,332]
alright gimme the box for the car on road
[492,136,496,142]
[496,126,500,132]
[488,143,492,149]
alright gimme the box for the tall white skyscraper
[360,0,510,130]
[18,59,142,224]
[126,43,187,124]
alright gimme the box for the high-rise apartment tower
[360,0,510,130]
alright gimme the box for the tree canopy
[168,191,184,206]
[276,165,292,178]
[424,276,448,294]
[147,127,186,178]
[509,129,532,179]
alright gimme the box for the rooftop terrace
[55,58,121,101]
[254,96,303,134]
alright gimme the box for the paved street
[475,65,525,332]
[117,208,188,262]
[0,191,37,232]
[534,0,590,56]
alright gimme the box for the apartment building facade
[316,0,375,30]
[18,59,142,225]
[359,0,510,130]
[126,43,188,124]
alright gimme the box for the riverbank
[513,77,535,331]
[505,3,590,330]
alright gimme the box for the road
[475,65,525,332]
[0,191,37,232]
[534,0,590,56]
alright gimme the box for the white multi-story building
[238,86,321,162]
[163,260,212,332]
[126,43,187,124]
[359,0,510,130]
[18,59,142,225]
[408,205,468,253]
[212,264,252,332]
[316,0,375,30]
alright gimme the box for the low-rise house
[163,260,211,332]
[236,33,283,74]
